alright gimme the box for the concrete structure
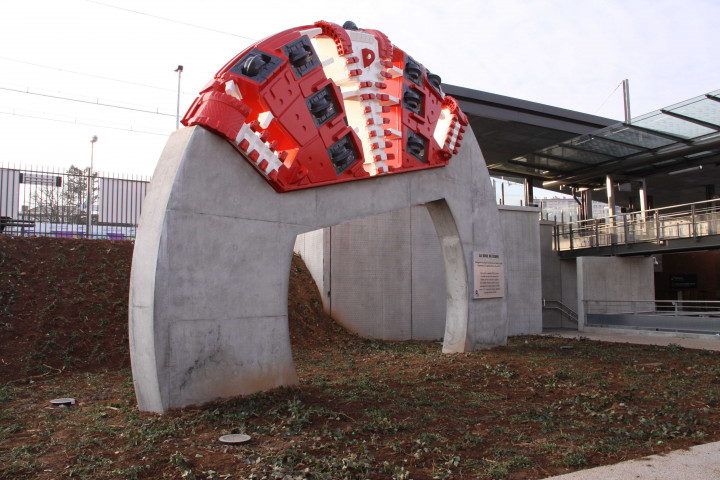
[323,206,448,341]
[129,125,507,412]
[293,204,542,341]
[576,256,655,329]
[540,228,655,331]
[498,205,543,335]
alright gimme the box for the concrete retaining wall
[293,229,329,312]
[294,205,542,340]
[577,256,655,330]
[540,221,562,328]
[499,205,542,335]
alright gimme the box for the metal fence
[0,164,149,240]
[553,199,720,252]
[584,299,720,334]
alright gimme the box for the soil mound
[0,236,350,383]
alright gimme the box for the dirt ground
[2,236,720,479]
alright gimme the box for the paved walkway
[541,329,720,479]
[546,329,720,351]
[544,441,720,479]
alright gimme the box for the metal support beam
[661,109,720,131]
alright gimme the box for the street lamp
[175,65,183,130]
[87,135,98,237]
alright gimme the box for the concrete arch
[425,199,469,353]
[129,126,506,412]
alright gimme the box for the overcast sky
[1,0,718,177]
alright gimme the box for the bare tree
[27,165,97,225]
[63,165,97,224]
[29,180,63,223]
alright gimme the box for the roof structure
[452,85,720,208]
[443,84,615,177]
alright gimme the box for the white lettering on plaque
[473,252,504,299]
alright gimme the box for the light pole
[87,135,98,237]
[175,65,183,129]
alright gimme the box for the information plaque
[473,252,504,299]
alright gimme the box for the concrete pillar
[129,126,507,412]
[606,175,616,218]
[639,179,648,216]
[524,177,534,207]
[581,189,593,220]
[606,176,616,245]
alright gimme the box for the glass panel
[596,124,675,149]
[668,98,720,128]
[503,157,550,176]
[633,112,715,139]
[537,145,611,164]
[525,155,581,172]
[564,135,644,157]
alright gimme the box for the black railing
[1,164,149,240]
[553,199,720,252]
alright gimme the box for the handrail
[553,198,720,252]
[562,198,720,231]
[585,299,720,316]
[543,299,578,323]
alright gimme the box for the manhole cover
[560,345,574,350]
[218,434,251,445]
[50,398,76,407]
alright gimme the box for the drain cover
[50,398,76,407]
[218,434,251,445]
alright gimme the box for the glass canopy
[498,89,720,188]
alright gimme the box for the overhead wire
[595,82,623,115]
[1,86,176,117]
[0,56,194,95]
[0,110,171,137]
[2,1,260,141]
[83,0,259,41]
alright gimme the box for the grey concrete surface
[577,256,654,330]
[328,208,415,340]
[499,205,542,335]
[544,440,720,479]
[561,259,578,322]
[540,221,562,328]
[546,329,720,351]
[410,206,448,340]
[129,125,507,412]
[293,229,326,295]
[294,204,542,341]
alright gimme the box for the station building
[296,84,720,339]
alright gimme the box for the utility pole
[87,135,98,237]
[175,65,184,130]
[622,79,631,124]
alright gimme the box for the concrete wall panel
[577,256,655,329]
[329,209,412,339]
[294,229,325,298]
[539,221,562,328]
[499,206,542,335]
[561,259,578,317]
[410,206,446,340]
